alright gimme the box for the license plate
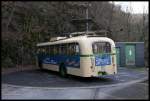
[98,72,102,75]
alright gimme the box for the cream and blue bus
[36,31,117,77]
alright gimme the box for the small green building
[115,42,145,67]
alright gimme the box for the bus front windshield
[92,42,111,54]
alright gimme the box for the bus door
[125,44,135,66]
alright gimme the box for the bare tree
[142,6,149,68]
[5,2,16,32]
[125,3,132,41]
[107,2,115,39]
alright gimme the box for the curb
[3,77,148,90]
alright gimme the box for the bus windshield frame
[92,42,111,54]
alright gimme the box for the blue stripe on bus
[37,54,111,68]
[38,54,80,68]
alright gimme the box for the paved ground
[2,65,38,75]
[2,67,149,99]
[2,80,148,99]
[2,67,148,87]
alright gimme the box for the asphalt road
[2,67,148,87]
[2,67,149,99]
[2,79,148,99]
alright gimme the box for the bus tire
[59,63,67,77]
[38,61,43,70]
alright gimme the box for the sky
[112,1,148,14]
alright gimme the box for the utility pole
[70,2,92,34]
[86,4,89,33]
[85,2,91,35]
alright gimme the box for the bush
[2,57,14,68]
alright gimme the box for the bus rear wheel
[59,64,67,77]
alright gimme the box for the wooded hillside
[2,1,148,67]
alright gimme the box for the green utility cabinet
[115,42,144,67]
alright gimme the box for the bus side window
[93,44,97,53]
[52,45,54,55]
[72,43,76,55]
[58,44,61,55]
[54,45,58,55]
[75,43,80,55]
[68,43,79,56]
[56,44,60,55]
[68,43,70,55]
[68,43,73,56]
[49,45,52,55]
[50,45,54,56]
[46,46,49,55]
[66,44,69,55]
[60,45,62,55]
[60,44,67,55]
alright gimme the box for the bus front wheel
[59,64,67,77]
[38,61,43,70]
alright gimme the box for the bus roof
[37,35,115,47]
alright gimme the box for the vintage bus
[36,31,117,77]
